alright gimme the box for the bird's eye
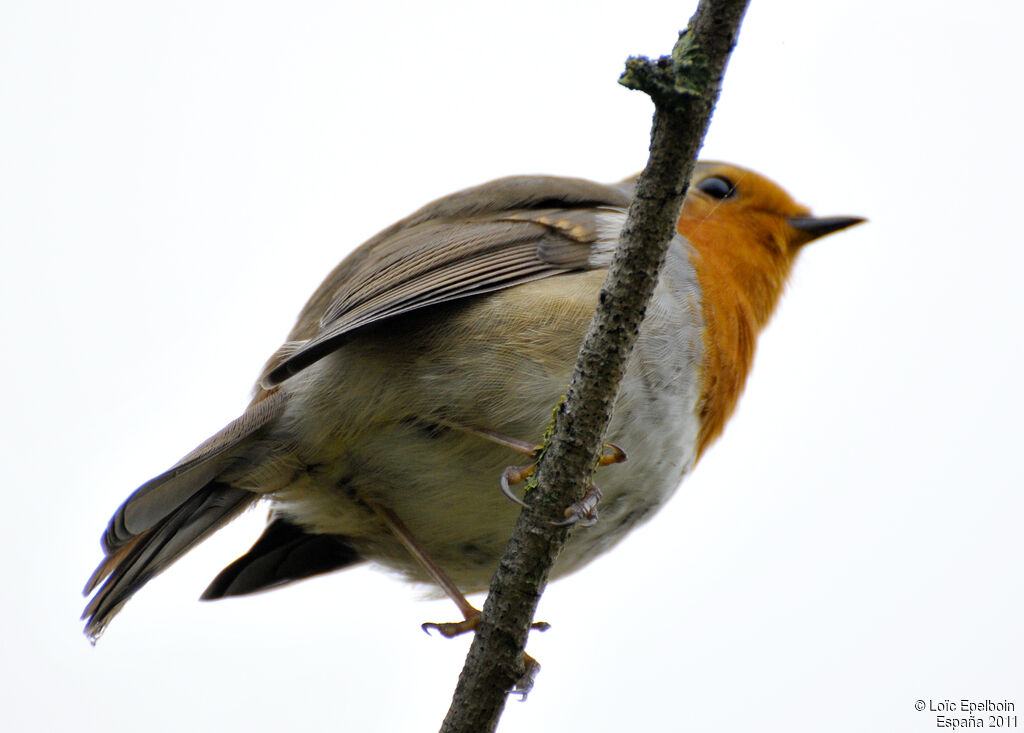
[696,175,737,200]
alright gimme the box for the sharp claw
[598,442,627,466]
[511,653,541,700]
[504,442,616,525]
[500,465,534,509]
[421,617,479,638]
[425,614,549,698]
[500,441,621,524]
[547,484,602,527]
[423,617,549,637]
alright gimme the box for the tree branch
[439,2,750,730]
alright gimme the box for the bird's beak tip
[787,215,866,243]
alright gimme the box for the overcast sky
[3,1,1022,731]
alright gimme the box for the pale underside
[226,243,706,592]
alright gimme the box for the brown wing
[260,175,631,386]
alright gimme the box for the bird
[82,161,863,642]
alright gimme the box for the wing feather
[262,176,631,386]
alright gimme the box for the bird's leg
[366,500,551,638]
[452,423,627,471]
[367,499,547,696]
[447,424,540,457]
[367,501,478,628]
[369,429,622,697]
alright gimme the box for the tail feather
[83,391,287,640]
[83,483,255,642]
[201,516,362,600]
[100,390,286,554]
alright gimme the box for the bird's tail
[82,482,255,641]
[82,390,287,642]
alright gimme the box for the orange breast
[680,209,798,459]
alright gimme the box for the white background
[2,1,1022,731]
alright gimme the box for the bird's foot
[549,483,603,527]
[422,611,548,699]
[422,611,551,638]
[499,442,625,524]
[513,653,542,699]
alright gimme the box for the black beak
[787,215,865,243]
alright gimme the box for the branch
[439,1,750,730]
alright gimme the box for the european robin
[82,161,863,641]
